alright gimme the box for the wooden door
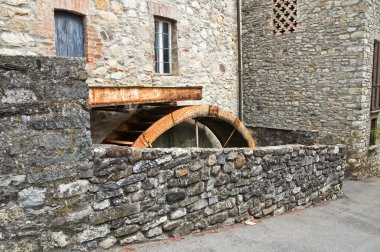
[55,11,84,57]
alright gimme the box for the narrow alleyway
[118,178,380,252]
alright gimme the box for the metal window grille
[371,41,380,111]
[273,0,297,35]
[154,19,176,74]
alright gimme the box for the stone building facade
[0,54,345,251]
[0,0,239,113]
[242,0,380,176]
[2,0,380,177]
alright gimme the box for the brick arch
[54,0,89,15]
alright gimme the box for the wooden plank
[104,140,133,146]
[89,86,203,108]
[55,12,68,57]
[66,13,84,57]
[54,11,84,57]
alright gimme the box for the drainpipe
[237,0,243,121]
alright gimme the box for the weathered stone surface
[120,232,145,245]
[262,205,277,216]
[115,225,140,237]
[235,155,246,169]
[0,32,33,46]
[189,199,208,212]
[54,180,90,198]
[90,203,140,225]
[156,155,172,165]
[162,220,181,231]
[141,216,167,231]
[76,225,110,243]
[52,206,93,226]
[172,222,194,237]
[166,190,186,205]
[242,0,378,176]
[169,208,187,220]
[17,187,46,207]
[1,0,27,6]
[99,236,117,249]
[145,226,162,238]
[95,0,110,10]
[117,174,146,186]
[209,212,228,225]
[51,232,68,248]
[207,154,217,166]
[96,189,124,201]
[187,182,204,196]
[93,199,111,211]
[175,167,190,177]
[215,173,230,186]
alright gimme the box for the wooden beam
[89,86,203,108]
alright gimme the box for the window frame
[371,40,380,112]
[154,18,173,75]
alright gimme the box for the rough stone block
[76,225,110,243]
[166,190,186,205]
[120,232,145,245]
[99,236,117,249]
[141,216,167,231]
[54,180,90,199]
[172,222,194,237]
[90,203,140,225]
[169,208,187,220]
[162,220,181,231]
[175,167,190,177]
[115,225,140,237]
[209,212,228,225]
[187,182,204,196]
[262,205,277,216]
[17,187,46,207]
[145,226,162,238]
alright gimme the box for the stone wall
[242,0,375,175]
[88,144,344,250]
[0,55,346,251]
[0,0,239,114]
[364,0,380,176]
[367,146,380,176]
[249,127,319,147]
[0,55,93,251]
[0,143,345,251]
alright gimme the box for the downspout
[237,0,243,121]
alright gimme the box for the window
[55,11,85,57]
[154,18,174,74]
[371,40,380,111]
[370,118,378,146]
[273,0,298,35]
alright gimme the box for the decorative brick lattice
[273,0,297,35]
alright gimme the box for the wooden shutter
[55,11,84,57]
[372,41,380,111]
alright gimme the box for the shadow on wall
[249,127,319,147]
[153,121,222,148]
[90,111,222,148]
